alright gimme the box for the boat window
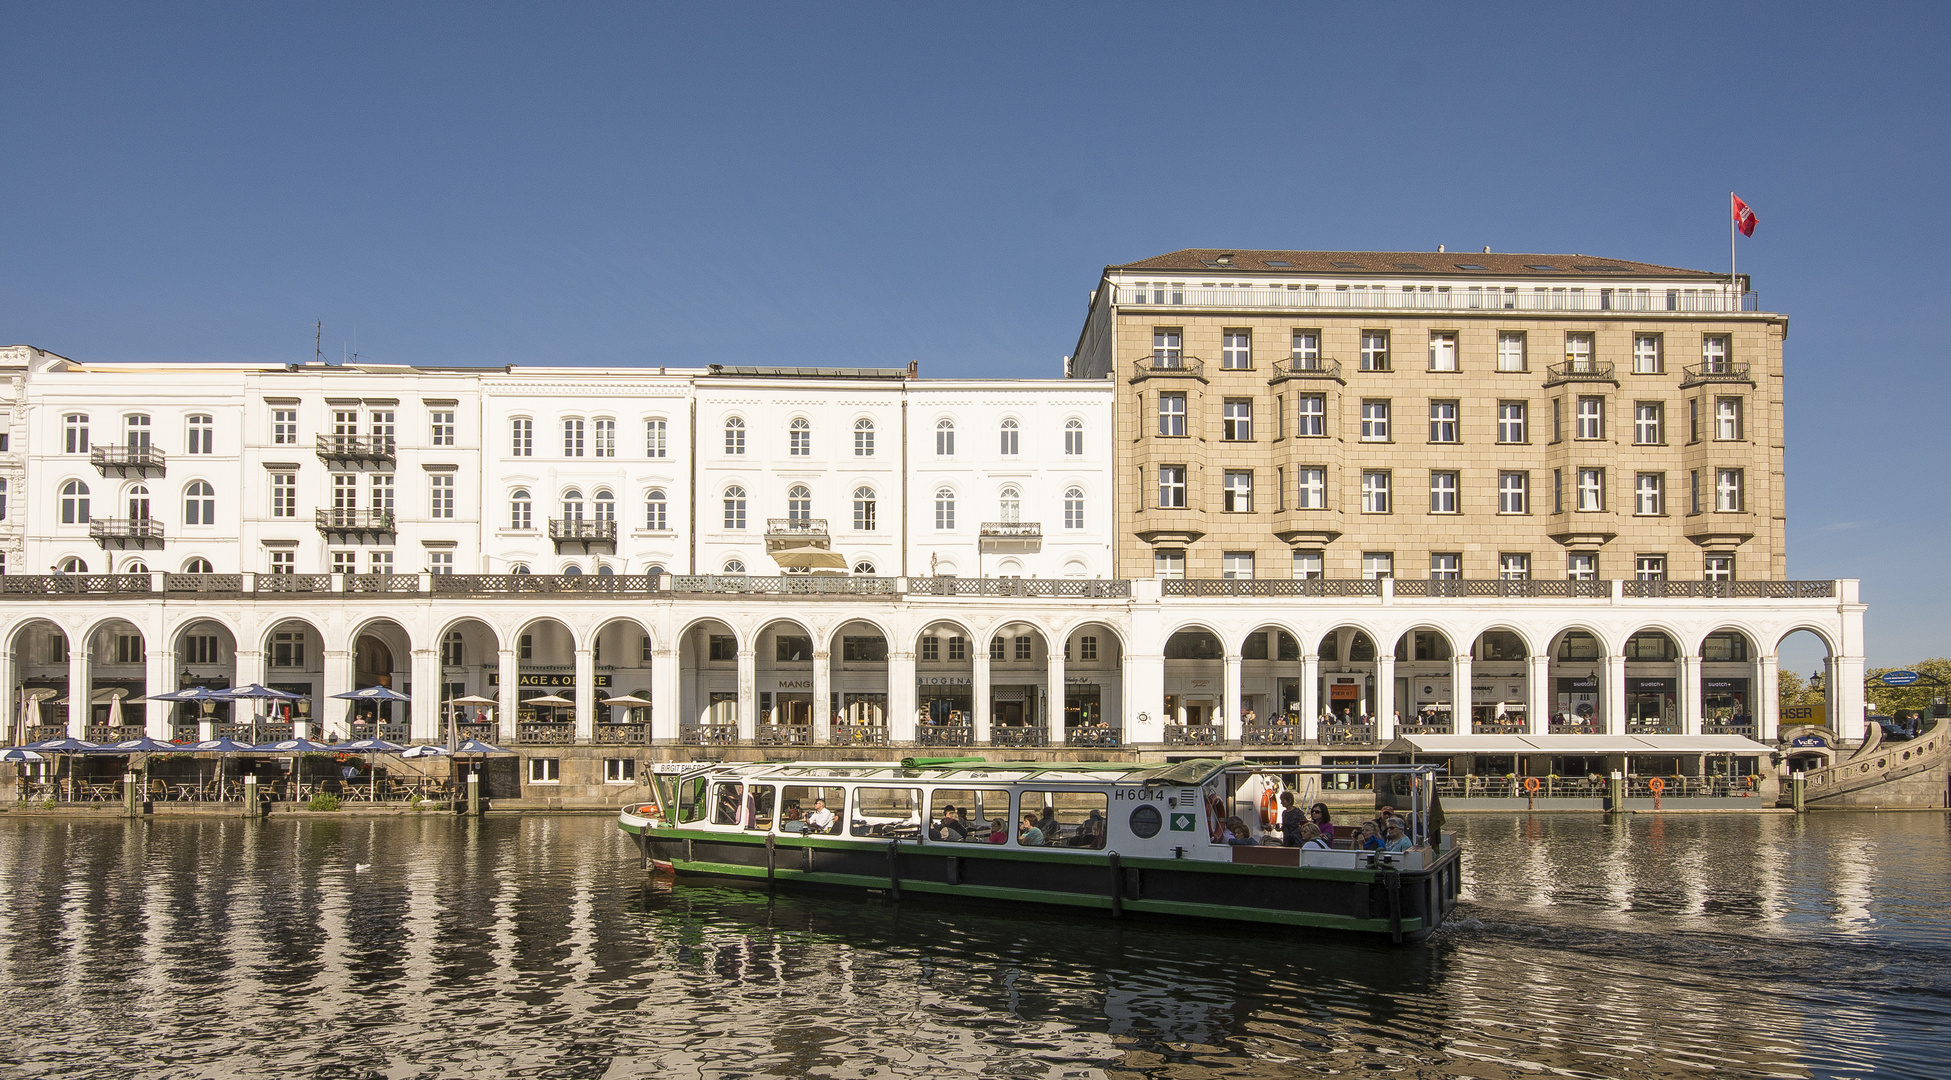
[744,784,777,831]
[849,786,922,838]
[1018,790,1109,850]
[779,785,845,835]
[711,782,743,825]
[928,788,1010,844]
[675,776,708,823]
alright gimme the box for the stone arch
[8,618,71,739]
[1315,623,1383,727]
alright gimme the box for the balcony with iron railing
[90,445,166,476]
[670,574,897,596]
[1064,726,1120,748]
[766,517,829,540]
[315,508,396,537]
[978,521,1043,540]
[1114,283,1761,314]
[315,434,396,463]
[1544,360,1617,386]
[1131,354,1206,381]
[915,724,974,748]
[1162,578,1379,598]
[88,518,165,548]
[1244,724,1306,746]
[594,722,650,745]
[1319,722,1377,745]
[990,726,1047,749]
[1395,579,1609,599]
[549,518,617,548]
[909,577,1131,598]
[517,722,576,745]
[680,724,740,746]
[1164,724,1222,746]
[1269,356,1344,383]
[1680,362,1754,387]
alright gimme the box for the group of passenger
[1223,792,1414,853]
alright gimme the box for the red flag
[1731,193,1758,237]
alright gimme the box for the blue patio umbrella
[24,737,103,752]
[332,685,410,702]
[399,744,450,758]
[149,686,229,702]
[1,748,46,763]
[253,737,335,753]
[87,736,177,754]
[220,684,305,701]
[455,739,513,756]
[186,737,254,753]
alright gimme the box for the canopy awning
[1385,734,1775,755]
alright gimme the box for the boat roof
[681,757,1238,786]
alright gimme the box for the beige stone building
[1068,249,1785,585]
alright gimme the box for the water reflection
[0,812,1944,1079]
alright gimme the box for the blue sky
[3,3,1944,668]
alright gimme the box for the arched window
[183,557,213,574]
[59,556,88,573]
[122,559,147,574]
[511,563,532,576]
[0,477,8,522]
[852,486,876,531]
[645,563,666,577]
[184,481,216,525]
[787,484,812,522]
[935,419,954,456]
[853,560,876,575]
[60,479,90,524]
[999,485,1021,523]
[999,418,1020,456]
[723,486,747,530]
[562,564,583,577]
[1064,418,1084,456]
[645,488,668,531]
[723,558,746,575]
[1063,486,1085,530]
[186,414,214,455]
[934,488,955,530]
[126,483,152,522]
[854,418,875,457]
[596,564,615,577]
[562,417,585,457]
[644,417,668,458]
[789,417,811,456]
[124,414,150,449]
[561,489,585,522]
[593,488,615,523]
[510,489,533,530]
[724,416,746,455]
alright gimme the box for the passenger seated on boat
[1298,822,1330,850]
[1224,816,1257,846]
[1017,815,1045,846]
[804,798,836,834]
[1351,822,1383,851]
[1309,803,1335,842]
[1035,808,1061,842]
[932,806,965,842]
[781,799,804,823]
[1383,820,1412,852]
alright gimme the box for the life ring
[1257,785,1278,829]
[1647,777,1666,795]
[1523,777,1541,793]
[1745,775,1757,790]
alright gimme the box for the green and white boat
[617,757,1461,943]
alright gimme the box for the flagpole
[1729,191,1737,308]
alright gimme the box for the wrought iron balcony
[315,509,396,539]
[1270,356,1344,383]
[1244,724,1305,746]
[1319,722,1376,745]
[915,724,974,748]
[979,521,1042,553]
[679,724,739,746]
[1064,726,1120,748]
[908,577,1130,598]
[90,445,166,476]
[315,434,396,463]
[88,517,166,549]
[1131,355,1205,380]
[1162,578,1379,597]
[990,726,1046,748]
[1680,362,1754,387]
[1544,360,1617,386]
[1165,724,1222,746]
[549,519,617,549]
[766,517,829,538]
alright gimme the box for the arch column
[1677,654,1703,735]
[412,647,440,742]
[651,646,680,742]
[498,648,520,744]
[1124,651,1161,743]
[1603,653,1628,736]
[1526,654,1551,736]
[0,642,14,745]
[888,650,917,744]
[972,650,992,743]
[735,648,757,741]
[812,648,832,744]
[67,637,90,738]
[1756,653,1781,743]
[1299,654,1320,740]
[1221,653,1242,741]
[1449,653,1473,734]
[1833,652,1867,741]
[574,645,596,742]
[1375,654,1396,739]
[322,648,353,741]
[144,639,171,738]
[1047,638,1066,744]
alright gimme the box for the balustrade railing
[1548,720,1602,735]
[1473,720,1530,735]
[432,573,659,595]
[1395,579,1609,598]
[2,573,152,595]
[1626,720,1684,735]
[594,723,649,745]
[1701,722,1755,737]
[1162,578,1379,597]
[1164,724,1222,746]
[679,724,739,746]
[1623,580,1834,599]
[26,725,68,742]
[1319,722,1376,745]
[756,724,815,746]
[346,573,419,594]
[1395,723,1454,736]
[1244,724,1303,746]
[832,725,890,747]
[454,722,500,743]
[669,574,896,596]
[88,518,166,544]
[315,434,395,461]
[915,724,974,748]
[1115,284,1758,314]
[517,722,575,745]
[166,572,243,593]
[1544,360,1616,385]
[990,726,1046,748]
[1681,362,1752,386]
[254,573,333,593]
[548,519,618,544]
[1131,355,1205,379]
[1064,726,1120,748]
[1270,356,1343,381]
[85,726,147,743]
[908,577,1130,598]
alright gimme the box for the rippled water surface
[1,811,1946,1079]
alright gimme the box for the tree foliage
[1865,658,1951,715]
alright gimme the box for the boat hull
[623,824,1460,943]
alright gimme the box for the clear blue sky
[3,3,1945,668]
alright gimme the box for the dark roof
[1109,249,1716,278]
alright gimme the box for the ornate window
[183,481,215,525]
[723,486,747,529]
[510,489,533,530]
[934,488,955,530]
[854,418,875,456]
[60,479,90,524]
[644,488,668,531]
[1064,419,1084,455]
[1063,487,1084,530]
[935,419,954,456]
[852,486,876,531]
[787,484,812,522]
[561,489,585,522]
[789,418,811,456]
[593,488,615,523]
[724,416,746,455]
[999,419,1019,456]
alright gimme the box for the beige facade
[1070,251,1787,584]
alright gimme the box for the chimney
[906,360,918,380]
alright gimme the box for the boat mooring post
[123,772,139,817]
[1791,771,1806,813]
[244,774,259,817]
[467,772,481,817]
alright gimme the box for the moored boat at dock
[617,756,1460,943]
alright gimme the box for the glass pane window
[1715,398,1743,440]
[1291,330,1321,367]
[1564,333,1594,372]
[1063,419,1083,455]
[1429,331,1458,371]
[1152,329,1182,367]
[430,410,455,447]
[1575,397,1603,439]
[1153,550,1185,579]
[789,418,811,456]
[1361,552,1393,579]
[935,420,955,456]
[1716,469,1743,511]
[1428,400,1457,442]
[1294,467,1324,510]
[1498,471,1528,514]
[562,418,585,457]
[1221,329,1252,369]
[1062,487,1084,530]
[1576,468,1604,512]
[1428,471,1457,513]
[593,418,615,457]
[1496,332,1527,372]
[1360,331,1390,371]
[1497,402,1526,444]
[646,418,668,458]
[1360,400,1389,441]
[1635,473,1664,516]
[511,418,533,456]
[1292,550,1323,580]
[1221,551,1255,579]
[272,409,298,445]
[1499,553,1531,580]
[1157,393,1186,437]
[1222,471,1252,513]
[645,489,668,530]
[1222,399,1252,441]
[724,417,746,455]
[1702,335,1731,373]
[1295,394,1324,437]
[723,486,747,530]
[1636,555,1666,581]
[1635,402,1663,445]
[1157,466,1186,509]
[934,488,955,530]
[1361,471,1391,514]
[999,419,1019,455]
[1568,553,1597,581]
[1704,555,1735,581]
[1429,553,1460,580]
[1633,334,1663,374]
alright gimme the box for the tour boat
[617,757,1461,943]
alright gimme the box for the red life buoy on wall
[1258,785,1278,829]
[1523,777,1541,793]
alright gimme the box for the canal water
[0,812,1945,1080]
